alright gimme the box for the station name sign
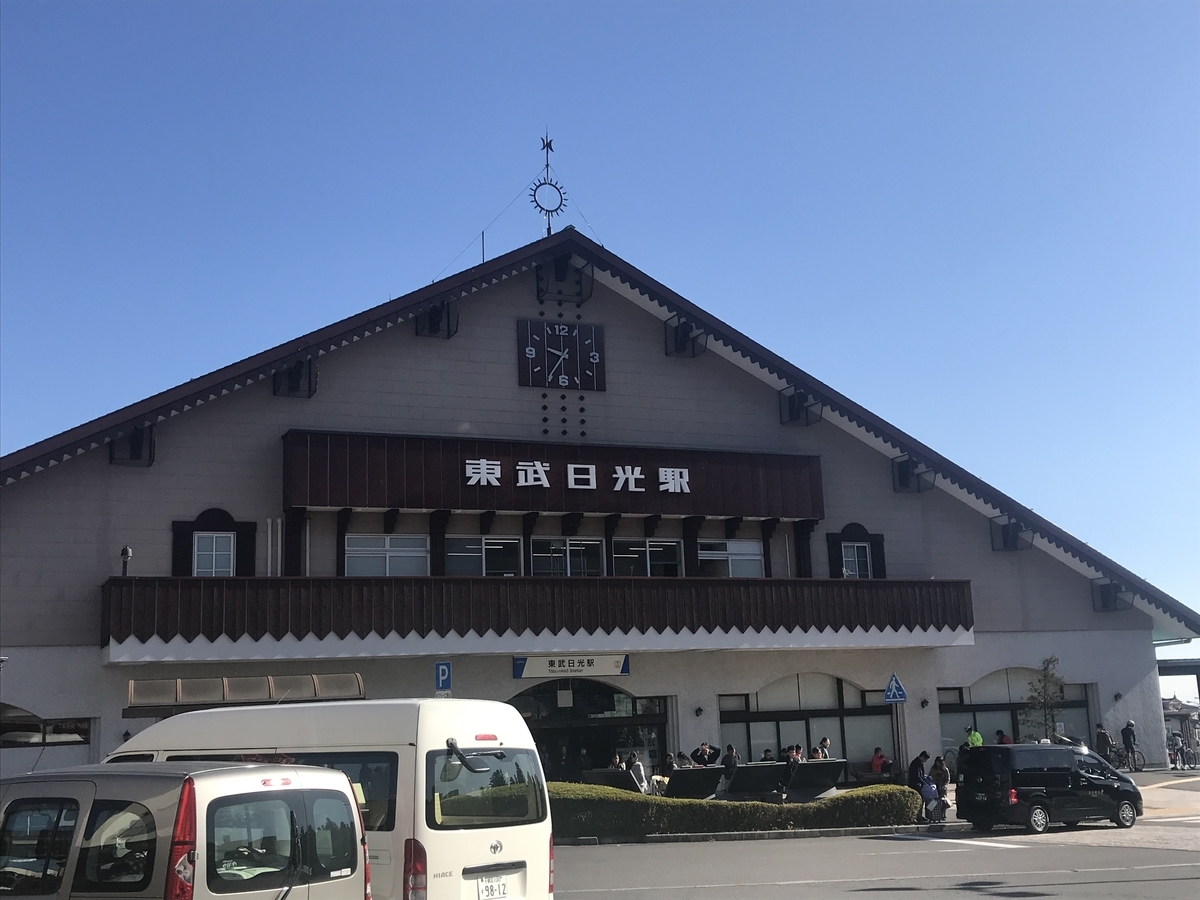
[513,655,630,678]
[283,430,824,519]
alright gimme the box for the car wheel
[971,822,993,832]
[1114,800,1136,829]
[1026,803,1050,834]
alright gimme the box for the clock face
[517,320,606,391]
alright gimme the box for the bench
[847,761,895,785]
[581,769,644,794]
[661,766,724,800]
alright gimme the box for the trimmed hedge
[548,782,921,838]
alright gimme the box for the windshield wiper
[446,738,507,773]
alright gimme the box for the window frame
[530,538,606,577]
[695,539,764,578]
[611,539,683,577]
[193,532,237,577]
[444,536,523,576]
[343,534,430,577]
[841,542,872,579]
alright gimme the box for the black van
[955,744,1143,833]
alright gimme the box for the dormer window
[841,542,872,579]
[193,533,235,577]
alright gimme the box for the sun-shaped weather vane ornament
[530,135,567,236]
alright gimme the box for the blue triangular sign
[883,673,907,703]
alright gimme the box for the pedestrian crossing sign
[884,672,907,703]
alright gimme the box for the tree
[1019,656,1065,741]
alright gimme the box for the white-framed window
[841,542,872,578]
[531,539,604,576]
[194,532,235,576]
[696,539,764,577]
[612,539,682,577]
[445,537,522,576]
[344,535,429,576]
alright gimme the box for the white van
[105,699,553,900]
[0,762,369,900]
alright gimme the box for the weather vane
[530,134,567,236]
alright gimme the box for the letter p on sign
[435,661,452,692]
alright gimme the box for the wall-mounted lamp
[920,698,930,708]
[1114,692,1122,702]
[694,706,704,717]
[120,545,133,576]
[122,730,131,743]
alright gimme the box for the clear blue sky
[2,2,1197,693]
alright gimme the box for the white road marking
[885,834,1029,849]
[1143,815,1200,823]
[555,861,1200,894]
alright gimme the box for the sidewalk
[1129,770,1200,819]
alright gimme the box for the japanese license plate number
[477,875,507,899]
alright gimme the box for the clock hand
[547,347,569,377]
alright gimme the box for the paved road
[556,833,1198,899]
[556,772,1200,899]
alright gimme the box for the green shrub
[547,782,920,838]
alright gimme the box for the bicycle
[1110,745,1146,772]
[1178,746,1197,770]
[943,747,958,782]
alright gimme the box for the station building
[3,229,1196,778]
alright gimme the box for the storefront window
[718,675,895,776]
[531,539,604,576]
[612,540,681,576]
[445,537,522,576]
[696,540,763,577]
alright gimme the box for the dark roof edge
[4,229,1196,636]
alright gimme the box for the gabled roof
[3,229,1197,636]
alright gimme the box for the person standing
[626,751,648,793]
[1094,723,1114,762]
[907,751,930,791]
[1121,720,1137,766]
[817,737,832,759]
[721,744,740,787]
[965,725,983,748]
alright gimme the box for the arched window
[171,508,257,576]
[825,523,886,578]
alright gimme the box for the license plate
[974,793,987,801]
[477,875,507,900]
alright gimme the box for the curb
[557,821,974,846]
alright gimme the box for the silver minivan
[0,763,369,900]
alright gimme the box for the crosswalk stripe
[1144,815,1200,823]
[885,835,1028,849]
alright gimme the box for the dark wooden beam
[480,510,496,536]
[429,509,451,576]
[383,508,399,534]
[562,512,584,537]
[724,517,743,540]
[793,519,817,578]
[761,518,779,577]
[643,514,661,538]
[335,508,352,577]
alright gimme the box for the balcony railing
[102,576,972,646]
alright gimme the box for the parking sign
[435,661,452,694]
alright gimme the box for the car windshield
[425,748,547,830]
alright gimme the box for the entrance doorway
[508,679,668,779]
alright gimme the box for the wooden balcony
[101,576,972,648]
